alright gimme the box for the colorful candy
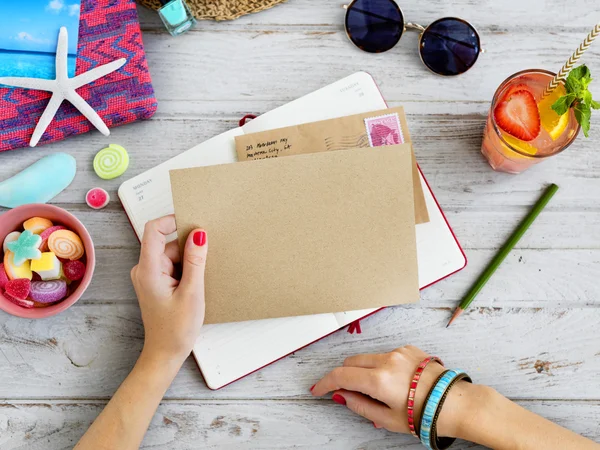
[6,230,42,265]
[4,293,34,309]
[23,217,54,235]
[3,251,32,280]
[86,188,110,209]
[63,260,86,281]
[4,278,31,300]
[3,231,21,253]
[29,280,67,303]
[0,264,8,290]
[39,225,66,252]
[1,216,88,308]
[33,301,52,308]
[48,230,84,260]
[93,144,129,180]
[30,252,62,281]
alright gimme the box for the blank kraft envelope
[170,144,420,324]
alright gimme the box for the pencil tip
[446,308,463,328]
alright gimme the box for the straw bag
[137,0,286,21]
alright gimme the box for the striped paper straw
[543,22,600,97]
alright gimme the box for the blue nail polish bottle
[158,0,197,37]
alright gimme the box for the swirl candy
[40,225,66,252]
[93,144,129,180]
[48,230,84,260]
[23,217,54,235]
[29,280,68,303]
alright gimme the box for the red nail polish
[332,394,346,406]
[373,422,378,428]
[310,384,316,392]
[193,231,206,246]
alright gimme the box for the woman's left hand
[310,346,457,434]
[130,215,208,366]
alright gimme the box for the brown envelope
[170,145,420,324]
[234,106,429,224]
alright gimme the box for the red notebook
[0,0,156,152]
[118,72,466,389]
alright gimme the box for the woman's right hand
[130,215,208,367]
[310,345,477,437]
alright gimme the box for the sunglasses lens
[345,0,404,53]
[420,18,480,76]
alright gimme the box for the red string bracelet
[407,356,444,438]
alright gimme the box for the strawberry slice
[499,83,530,103]
[494,90,541,141]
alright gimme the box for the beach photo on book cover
[0,0,81,80]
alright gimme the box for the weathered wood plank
[135,0,600,30]
[0,306,598,400]
[136,30,600,104]
[82,248,600,307]
[1,399,599,449]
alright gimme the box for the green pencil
[447,183,560,328]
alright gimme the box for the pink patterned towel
[0,0,157,152]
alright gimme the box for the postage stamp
[364,113,405,147]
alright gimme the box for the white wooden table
[1,1,600,448]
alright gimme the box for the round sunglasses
[343,0,482,76]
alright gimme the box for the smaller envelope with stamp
[235,106,429,224]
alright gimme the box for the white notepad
[119,72,466,389]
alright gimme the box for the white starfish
[0,27,126,147]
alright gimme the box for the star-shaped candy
[0,27,126,147]
[7,230,42,266]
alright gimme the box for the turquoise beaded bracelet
[419,369,471,450]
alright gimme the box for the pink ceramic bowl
[0,204,95,319]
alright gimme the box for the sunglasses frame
[342,0,483,77]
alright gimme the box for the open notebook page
[118,128,244,238]
[120,71,465,389]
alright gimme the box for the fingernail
[373,422,378,428]
[332,394,346,406]
[310,384,315,392]
[193,231,206,247]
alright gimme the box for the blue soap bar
[0,153,77,208]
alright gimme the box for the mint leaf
[574,101,591,137]
[565,75,581,95]
[560,64,598,137]
[566,65,591,93]
[552,93,576,115]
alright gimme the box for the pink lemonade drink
[481,69,580,173]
